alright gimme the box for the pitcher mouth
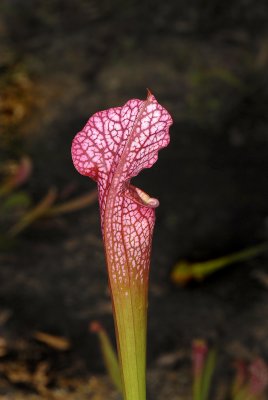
[124,183,159,208]
[135,187,159,208]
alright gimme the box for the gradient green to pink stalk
[72,92,172,400]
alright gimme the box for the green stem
[193,376,202,400]
[201,350,216,400]
[192,243,268,280]
[111,283,147,400]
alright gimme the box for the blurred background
[1,1,268,399]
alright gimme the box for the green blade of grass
[200,349,216,400]
[90,321,122,393]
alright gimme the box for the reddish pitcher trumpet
[72,91,172,400]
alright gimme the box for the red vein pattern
[72,93,172,291]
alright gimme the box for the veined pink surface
[72,92,172,291]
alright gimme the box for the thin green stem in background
[90,321,122,393]
[172,243,268,285]
[200,349,216,400]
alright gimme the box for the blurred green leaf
[171,243,268,286]
[201,349,217,400]
[90,321,122,393]
[0,234,17,252]
[1,191,32,211]
[8,187,57,237]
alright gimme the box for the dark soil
[1,1,268,398]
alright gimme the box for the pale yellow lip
[135,187,159,208]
